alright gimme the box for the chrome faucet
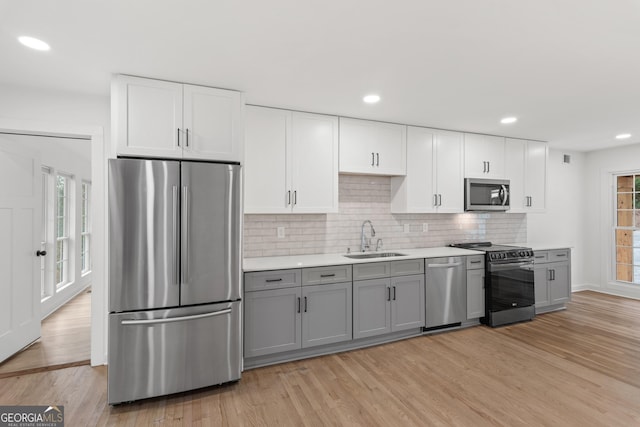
[361,220,376,252]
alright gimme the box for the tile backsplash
[244,175,527,258]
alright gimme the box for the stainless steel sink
[343,252,407,259]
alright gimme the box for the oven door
[486,260,534,312]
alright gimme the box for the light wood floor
[0,288,91,378]
[1,290,639,426]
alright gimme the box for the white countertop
[243,243,573,272]
[511,243,573,252]
[243,247,480,272]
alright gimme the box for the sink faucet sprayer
[361,220,376,252]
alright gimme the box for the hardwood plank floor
[1,290,639,426]
[0,288,91,378]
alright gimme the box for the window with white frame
[614,173,640,284]
[55,173,73,289]
[81,181,91,273]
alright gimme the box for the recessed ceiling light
[18,36,50,51]
[500,117,517,124]
[616,133,631,140]
[363,94,381,104]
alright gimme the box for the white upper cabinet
[505,138,547,213]
[113,75,243,162]
[339,118,407,176]
[244,106,339,214]
[391,127,463,213]
[464,133,505,178]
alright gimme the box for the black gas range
[450,242,535,327]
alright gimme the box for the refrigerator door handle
[182,185,189,285]
[121,308,232,326]
[172,185,179,285]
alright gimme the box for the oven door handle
[488,261,533,272]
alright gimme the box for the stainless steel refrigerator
[107,158,242,405]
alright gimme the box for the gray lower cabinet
[391,274,426,331]
[353,278,391,339]
[353,274,425,339]
[244,286,302,358]
[534,249,571,311]
[301,282,352,348]
[466,255,485,319]
[244,266,353,358]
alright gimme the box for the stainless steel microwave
[464,178,510,211]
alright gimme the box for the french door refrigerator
[107,158,242,405]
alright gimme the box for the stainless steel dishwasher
[425,257,466,329]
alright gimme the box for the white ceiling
[1,0,640,152]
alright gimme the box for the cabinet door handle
[297,297,301,313]
[371,152,375,166]
[293,190,297,205]
[177,128,181,147]
[287,190,291,205]
[304,296,308,312]
[185,128,190,147]
[392,286,396,301]
[438,194,442,206]
[434,194,438,207]
[387,287,391,301]
[376,153,379,166]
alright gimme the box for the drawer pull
[470,260,481,264]
[535,256,545,259]
[556,254,567,257]
[265,278,283,283]
[320,273,336,278]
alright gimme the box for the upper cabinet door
[244,106,291,214]
[434,130,464,213]
[290,112,339,213]
[339,118,407,176]
[505,138,527,213]
[182,85,243,162]
[525,140,547,212]
[390,126,435,213]
[114,75,183,158]
[464,133,505,178]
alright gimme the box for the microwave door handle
[501,185,509,206]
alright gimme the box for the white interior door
[0,136,41,363]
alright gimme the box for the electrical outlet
[403,224,410,233]
[422,223,428,232]
[277,227,285,238]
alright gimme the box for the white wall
[582,143,640,299]
[0,83,109,365]
[527,149,587,288]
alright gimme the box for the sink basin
[343,252,407,259]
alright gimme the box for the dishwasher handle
[427,262,463,268]
[121,309,232,326]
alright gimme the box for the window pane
[56,217,64,237]
[635,176,640,192]
[617,175,634,191]
[616,229,633,247]
[56,240,63,262]
[636,267,640,284]
[56,262,62,285]
[617,246,632,264]
[618,210,633,226]
[617,193,633,209]
[617,264,633,282]
[635,193,640,209]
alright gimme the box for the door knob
[36,250,47,257]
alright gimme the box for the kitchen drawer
[549,249,570,262]
[245,269,302,292]
[533,251,549,263]
[302,265,353,286]
[353,262,391,281]
[390,259,425,276]
[466,255,485,270]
